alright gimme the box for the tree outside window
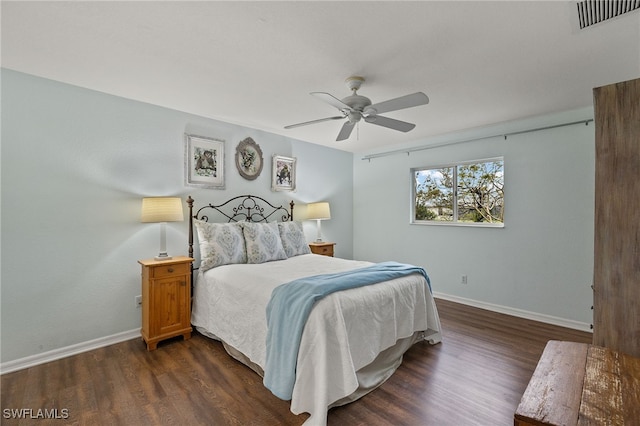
[413,158,504,225]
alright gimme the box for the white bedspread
[191,254,442,425]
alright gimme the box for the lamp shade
[141,197,184,223]
[307,202,331,220]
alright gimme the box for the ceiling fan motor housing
[342,76,372,114]
[341,94,372,113]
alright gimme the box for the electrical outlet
[135,295,142,307]
[461,275,468,284]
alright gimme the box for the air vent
[577,0,640,29]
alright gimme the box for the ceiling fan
[284,76,429,141]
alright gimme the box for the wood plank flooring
[1,299,592,425]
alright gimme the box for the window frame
[410,156,504,228]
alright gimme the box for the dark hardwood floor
[1,299,592,425]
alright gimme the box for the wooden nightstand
[138,256,193,351]
[309,242,336,257]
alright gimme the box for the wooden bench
[514,340,640,426]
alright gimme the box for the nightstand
[309,242,336,257]
[138,256,193,351]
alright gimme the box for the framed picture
[272,155,296,192]
[185,134,225,189]
[235,137,264,180]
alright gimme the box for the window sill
[410,221,505,228]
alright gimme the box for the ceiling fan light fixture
[347,111,362,124]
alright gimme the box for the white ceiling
[2,1,639,153]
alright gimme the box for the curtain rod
[360,118,593,161]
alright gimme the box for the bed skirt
[197,327,441,418]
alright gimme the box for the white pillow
[278,221,311,257]
[242,222,287,264]
[194,220,246,271]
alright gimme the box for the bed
[186,195,442,425]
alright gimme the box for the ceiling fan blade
[284,115,344,129]
[311,92,353,111]
[365,115,416,132]
[336,121,356,141]
[367,92,429,115]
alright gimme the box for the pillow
[194,220,246,271]
[278,221,311,257]
[242,222,287,264]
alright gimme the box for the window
[411,157,504,226]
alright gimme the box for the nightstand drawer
[151,263,189,278]
[316,246,333,255]
[309,242,336,257]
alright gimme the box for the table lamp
[141,197,184,260]
[307,202,331,242]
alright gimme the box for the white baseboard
[434,292,593,333]
[1,329,140,375]
[1,295,592,375]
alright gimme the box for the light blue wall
[354,108,595,326]
[1,67,595,364]
[0,69,353,363]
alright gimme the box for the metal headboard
[186,194,294,266]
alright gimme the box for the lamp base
[315,219,324,243]
[155,223,172,261]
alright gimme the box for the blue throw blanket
[263,261,431,400]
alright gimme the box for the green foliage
[415,203,437,220]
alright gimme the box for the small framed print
[235,137,264,180]
[185,134,225,189]
[272,155,296,192]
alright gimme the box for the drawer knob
[168,268,174,273]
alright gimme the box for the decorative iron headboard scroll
[186,195,294,265]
